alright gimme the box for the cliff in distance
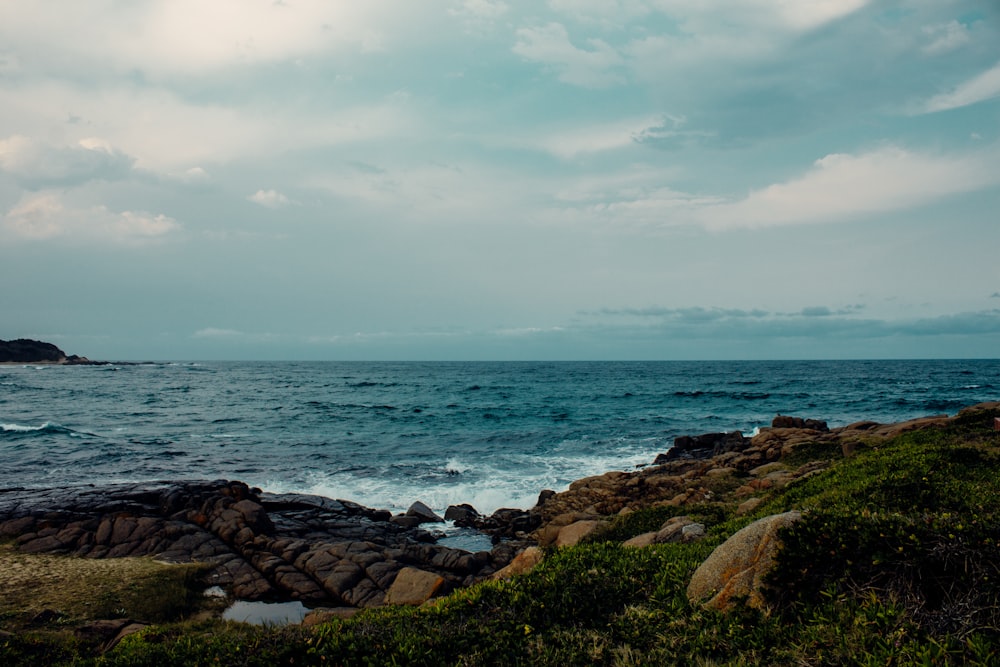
[0,338,90,364]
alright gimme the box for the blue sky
[1,0,999,360]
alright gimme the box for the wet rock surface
[0,480,513,609]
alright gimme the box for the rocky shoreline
[2,402,998,618]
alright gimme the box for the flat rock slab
[0,480,510,609]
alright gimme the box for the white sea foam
[261,441,666,516]
[2,421,51,432]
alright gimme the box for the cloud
[699,146,1000,230]
[2,193,179,243]
[922,61,1000,113]
[0,3,411,78]
[583,304,1000,342]
[449,0,508,31]
[534,115,666,158]
[647,0,871,33]
[513,22,625,88]
[248,189,291,208]
[0,135,135,188]
[921,20,972,56]
[193,328,245,339]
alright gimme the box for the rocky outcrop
[526,407,991,533]
[0,480,511,609]
[655,431,750,462]
[623,516,705,548]
[0,338,96,364]
[686,511,802,612]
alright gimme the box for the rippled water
[2,360,997,513]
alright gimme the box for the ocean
[2,360,997,515]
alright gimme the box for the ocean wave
[1,421,88,438]
[673,390,771,400]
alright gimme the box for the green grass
[4,407,999,666]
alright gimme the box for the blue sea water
[1,360,997,514]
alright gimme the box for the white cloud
[922,20,971,56]
[647,0,870,33]
[0,135,134,188]
[0,83,414,171]
[0,2,415,77]
[922,61,1000,113]
[766,0,870,32]
[700,146,1000,230]
[449,0,508,25]
[547,0,651,24]
[248,189,291,208]
[535,114,665,158]
[513,22,624,88]
[180,167,210,182]
[2,193,179,243]
[193,328,245,338]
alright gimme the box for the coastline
[2,400,999,664]
[3,401,997,608]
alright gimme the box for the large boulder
[384,567,446,605]
[555,520,605,547]
[687,510,802,612]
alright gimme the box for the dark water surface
[2,360,997,513]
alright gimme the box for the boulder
[444,503,479,526]
[491,546,544,580]
[406,501,444,524]
[655,431,749,463]
[555,520,604,547]
[384,567,446,605]
[771,416,828,431]
[687,510,802,612]
[623,516,705,547]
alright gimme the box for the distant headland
[0,338,98,364]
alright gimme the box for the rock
[444,503,479,526]
[555,520,604,547]
[0,338,67,363]
[390,515,425,528]
[536,489,556,507]
[406,501,444,524]
[491,546,543,580]
[622,532,658,548]
[75,619,136,644]
[655,431,749,463]
[105,622,149,652]
[384,567,446,605]
[623,516,704,547]
[737,497,764,515]
[681,523,706,541]
[301,607,359,627]
[687,510,802,612]
[0,480,508,611]
[771,415,828,431]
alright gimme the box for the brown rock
[384,567,446,605]
[491,546,543,579]
[737,497,764,515]
[555,520,604,547]
[301,607,359,627]
[687,510,802,612]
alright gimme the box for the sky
[1,1,999,361]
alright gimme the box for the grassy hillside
[3,406,998,665]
